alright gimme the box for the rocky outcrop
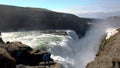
[86,29,120,68]
[0,41,53,65]
[16,63,61,68]
[0,5,93,37]
[0,37,57,68]
[0,48,16,68]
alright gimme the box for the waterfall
[66,30,79,40]
[1,18,119,68]
[50,20,112,68]
[50,18,119,68]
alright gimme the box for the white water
[1,18,120,68]
[50,20,115,68]
[1,31,68,50]
[72,21,113,68]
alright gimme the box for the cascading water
[50,20,115,68]
[1,18,119,68]
[49,18,119,68]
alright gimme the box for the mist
[49,17,120,68]
[72,17,120,68]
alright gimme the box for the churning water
[1,17,120,68]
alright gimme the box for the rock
[0,5,94,37]
[16,63,61,68]
[86,29,120,68]
[5,42,46,65]
[86,56,112,68]
[16,64,25,68]
[0,37,4,44]
[29,50,53,65]
[0,37,59,67]
[0,40,54,66]
[0,48,16,68]
[0,41,32,65]
[54,63,62,68]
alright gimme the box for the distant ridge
[0,4,94,37]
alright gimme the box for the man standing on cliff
[43,52,51,68]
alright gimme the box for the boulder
[0,48,16,68]
[0,39,53,66]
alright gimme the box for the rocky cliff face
[86,29,120,68]
[0,5,93,37]
[0,37,60,68]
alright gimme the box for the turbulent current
[1,18,119,68]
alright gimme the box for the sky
[0,0,120,18]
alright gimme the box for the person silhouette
[42,52,51,68]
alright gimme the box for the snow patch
[106,28,118,39]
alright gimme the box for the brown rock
[0,41,54,66]
[0,48,16,68]
[29,50,53,65]
[86,56,112,68]
[0,38,56,67]
[86,29,120,68]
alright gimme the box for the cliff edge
[86,29,120,68]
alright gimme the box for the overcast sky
[0,0,120,18]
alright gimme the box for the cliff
[0,5,93,37]
[86,29,120,68]
[0,38,61,68]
